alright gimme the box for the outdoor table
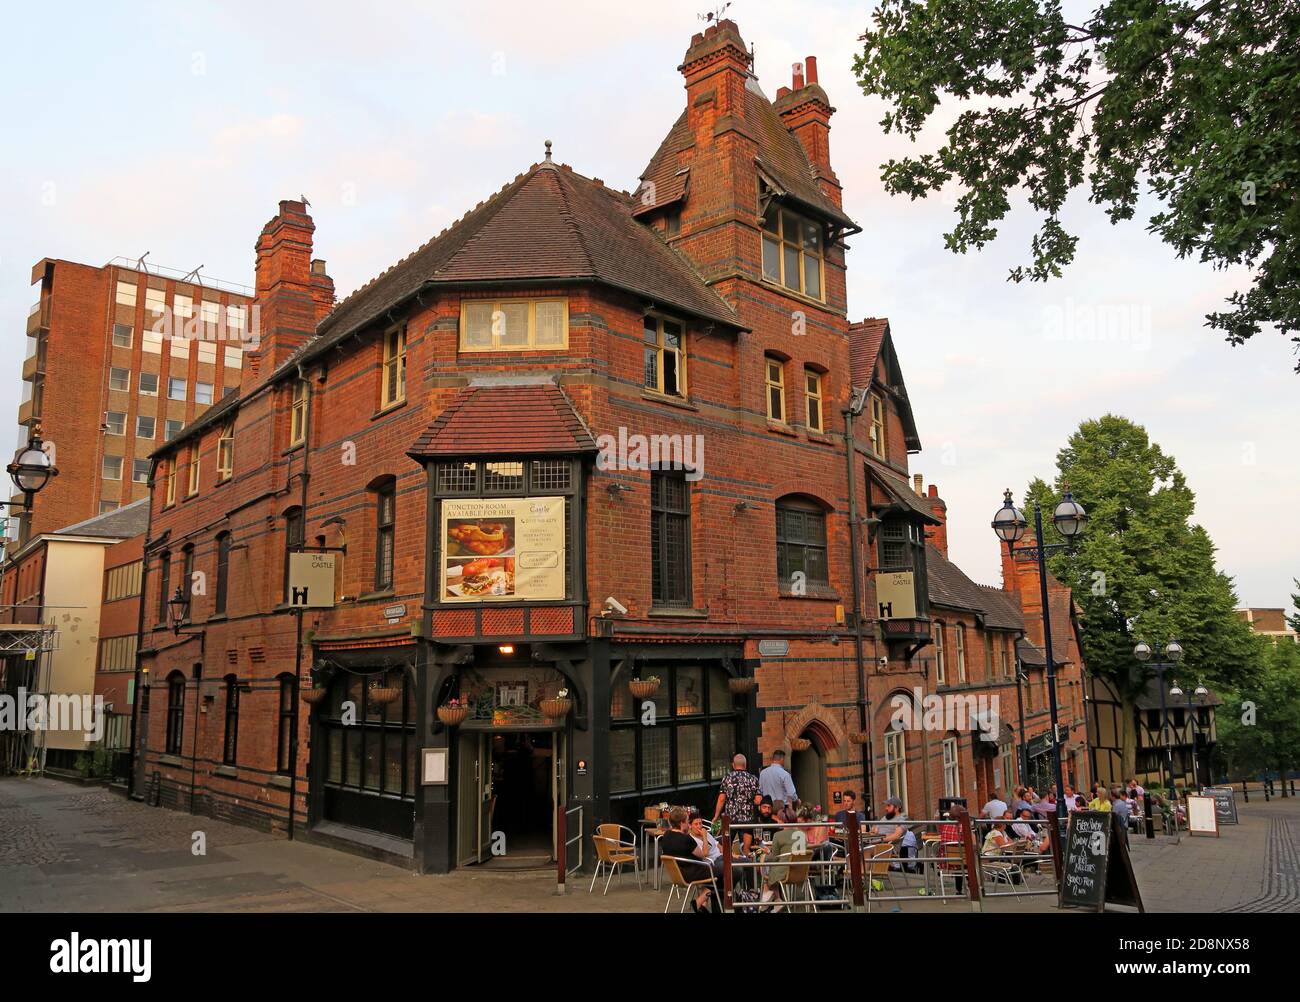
[637,819,667,890]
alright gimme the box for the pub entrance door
[457,728,564,867]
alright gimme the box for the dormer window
[761,203,824,300]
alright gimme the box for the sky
[2,0,1295,608]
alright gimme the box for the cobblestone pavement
[1,777,1296,913]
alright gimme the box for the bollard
[1242,780,1249,804]
[954,806,981,912]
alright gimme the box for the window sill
[373,399,407,420]
[778,585,840,601]
[205,614,227,624]
[805,429,834,445]
[215,765,238,778]
[356,589,396,603]
[282,443,305,457]
[648,606,708,619]
[640,390,698,412]
[214,475,232,488]
[757,278,833,312]
[159,755,184,767]
[267,774,292,789]
[766,421,798,437]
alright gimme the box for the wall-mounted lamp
[606,483,634,497]
[733,501,757,514]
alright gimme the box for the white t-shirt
[982,798,1008,819]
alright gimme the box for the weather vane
[698,2,731,24]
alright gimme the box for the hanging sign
[288,552,336,608]
[876,571,917,619]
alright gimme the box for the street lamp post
[992,487,1088,826]
[1134,640,1185,828]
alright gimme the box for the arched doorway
[789,721,836,810]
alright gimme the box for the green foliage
[853,1,1300,364]
[1022,414,1260,697]
[1215,637,1300,778]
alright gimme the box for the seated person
[752,796,779,843]
[1011,807,1051,854]
[659,807,717,912]
[871,796,918,872]
[759,819,801,911]
[687,811,723,873]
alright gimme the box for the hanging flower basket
[300,687,329,706]
[367,686,402,708]
[789,737,812,752]
[540,697,573,719]
[848,731,870,745]
[728,677,757,695]
[629,677,661,699]
[437,704,469,726]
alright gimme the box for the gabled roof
[310,161,742,365]
[407,380,597,460]
[637,80,858,233]
[50,498,149,539]
[849,318,922,452]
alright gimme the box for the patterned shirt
[718,769,759,822]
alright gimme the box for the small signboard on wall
[877,571,917,620]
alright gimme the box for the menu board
[1059,811,1144,912]
[1202,787,1239,825]
[440,497,565,602]
[1186,795,1220,837]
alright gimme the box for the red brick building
[16,257,254,547]
[135,19,1088,871]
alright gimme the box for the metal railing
[970,817,1061,899]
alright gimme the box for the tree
[1215,639,1300,786]
[853,1,1300,366]
[1021,414,1261,776]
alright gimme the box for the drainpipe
[843,395,872,809]
[287,363,314,840]
[127,479,156,799]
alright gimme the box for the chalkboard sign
[1202,787,1239,824]
[1058,810,1144,912]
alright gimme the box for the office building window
[109,367,130,391]
[168,378,186,401]
[139,372,159,396]
[102,456,123,480]
[136,415,156,439]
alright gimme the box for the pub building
[135,20,1078,874]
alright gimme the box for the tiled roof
[849,318,887,388]
[150,387,239,458]
[637,79,858,232]
[407,380,598,459]
[52,498,149,539]
[307,161,741,371]
[868,467,941,524]
[926,543,1024,631]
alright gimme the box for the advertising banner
[440,497,565,602]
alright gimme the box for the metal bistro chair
[980,843,1024,901]
[661,855,720,913]
[589,823,640,895]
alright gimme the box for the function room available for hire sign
[441,497,565,601]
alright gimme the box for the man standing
[712,754,759,852]
[759,749,797,813]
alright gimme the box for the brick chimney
[246,199,325,390]
[924,482,949,558]
[773,55,841,206]
[681,19,753,135]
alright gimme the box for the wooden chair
[864,843,897,911]
[589,823,640,895]
[775,851,817,912]
[661,855,718,913]
[937,841,967,903]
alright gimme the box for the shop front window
[319,668,416,799]
[608,663,741,800]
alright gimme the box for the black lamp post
[1134,639,1185,823]
[992,486,1088,825]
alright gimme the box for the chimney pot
[792,61,805,90]
[913,474,923,495]
[928,483,938,498]
[805,56,818,84]
[311,259,327,275]
[776,86,791,99]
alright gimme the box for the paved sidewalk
[1,777,1296,913]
